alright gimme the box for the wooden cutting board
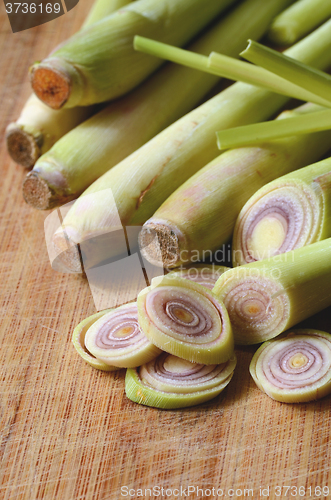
[1,3,331,499]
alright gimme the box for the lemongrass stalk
[85,302,161,368]
[6,97,95,169]
[250,329,331,403]
[82,0,134,27]
[134,36,331,107]
[233,156,331,265]
[140,104,331,268]
[51,20,331,273]
[137,275,233,364]
[208,52,331,108]
[216,109,331,150]
[72,309,118,371]
[30,0,237,109]
[241,38,331,106]
[24,0,284,210]
[169,264,230,290]
[268,0,331,46]
[6,0,131,168]
[125,352,236,409]
[213,237,331,345]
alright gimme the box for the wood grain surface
[1,2,331,499]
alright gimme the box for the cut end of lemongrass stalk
[6,125,41,168]
[30,63,72,110]
[85,303,162,368]
[72,309,118,371]
[213,268,289,345]
[250,329,331,403]
[139,221,184,268]
[125,352,236,409]
[233,179,323,265]
[51,228,82,273]
[137,275,233,364]
[23,171,57,210]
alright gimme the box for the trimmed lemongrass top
[137,275,233,364]
[134,36,331,107]
[250,329,331,403]
[216,108,331,150]
[125,352,236,409]
[241,38,331,106]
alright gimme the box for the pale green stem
[83,0,134,28]
[216,109,331,150]
[268,0,331,46]
[241,38,331,106]
[209,52,331,107]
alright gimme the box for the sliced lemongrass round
[72,309,118,371]
[137,275,233,364]
[169,264,230,290]
[125,352,236,409]
[233,180,322,265]
[213,269,289,345]
[85,302,161,368]
[250,329,331,403]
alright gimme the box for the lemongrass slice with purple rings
[125,352,236,409]
[169,264,230,290]
[72,309,118,371]
[137,275,233,364]
[232,157,331,265]
[250,329,331,403]
[85,302,161,368]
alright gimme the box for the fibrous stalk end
[30,63,71,110]
[139,222,181,268]
[6,126,40,168]
[22,171,55,210]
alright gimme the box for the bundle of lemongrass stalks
[7,0,331,407]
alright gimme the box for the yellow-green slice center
[114,325,135,338]
[289,353,308,368]
[249,216,286,260]
[243,300,264,317]
[172,307,194,324]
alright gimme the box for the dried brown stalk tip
[22,172,54,209]
[30,65,71,110]
[139,223,181,268]
[6,128,40,168]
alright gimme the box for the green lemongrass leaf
[134,37,331,108]
[268,0,331,46]
[134,36,210,73]
[216,109,331,150]
[209,52,331,108]
[241,39,331,105]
